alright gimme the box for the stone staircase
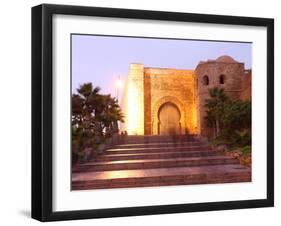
[72,135,251,190]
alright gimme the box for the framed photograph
[32,4,274,221]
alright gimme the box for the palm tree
[72,82,124,162]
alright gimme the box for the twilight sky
[72,34,252,100]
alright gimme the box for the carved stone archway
[151,96,186,135]
[158,102,181,135]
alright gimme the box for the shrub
[241,145,251,155]
[211,136,232,146]
[204,88,251,146]
[230,130,251,147]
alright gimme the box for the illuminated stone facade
[121,56,251,136]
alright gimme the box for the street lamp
[115,75,123,102]
[115,75,124,135]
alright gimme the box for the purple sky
[72,34,252,100]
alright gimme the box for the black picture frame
[32,3,274,222]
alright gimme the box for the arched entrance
[158,102,181,135]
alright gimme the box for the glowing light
[127,82,141,135]
[121,64,144,135]
[115,78,123,89]
[115,76,124,103]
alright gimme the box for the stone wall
[240,70,252,101]
[121,56,251,137]
[120,64,144,135]
[195,56,245,137]
[144,68,198,135]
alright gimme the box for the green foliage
[72,82,124,163]
[204,88,230,136]
[230,130,251,147]
[211,136,232,146]
[222,100,251,137]
[204,88,251,147]
[241,145,251,155]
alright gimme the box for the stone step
[72,164,251,190]
[92,150,221,162]
[105,145,211,155]
[114,141,208,149]
[73,156,239,172]
[123,135,199,144]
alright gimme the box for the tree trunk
[215,117,220,137]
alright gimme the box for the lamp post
[115,75,123,103]
[115,75,123,135]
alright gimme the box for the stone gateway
[121,55,251,137]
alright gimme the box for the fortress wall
[240,70,252,101]
[144,68,198,135]
[121,57,251,137]
[195,61,245,136]
[143,70,152,134]
[121,64,144,135]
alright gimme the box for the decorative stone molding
[151,96,186,135]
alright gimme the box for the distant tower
[195,55,245,136]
